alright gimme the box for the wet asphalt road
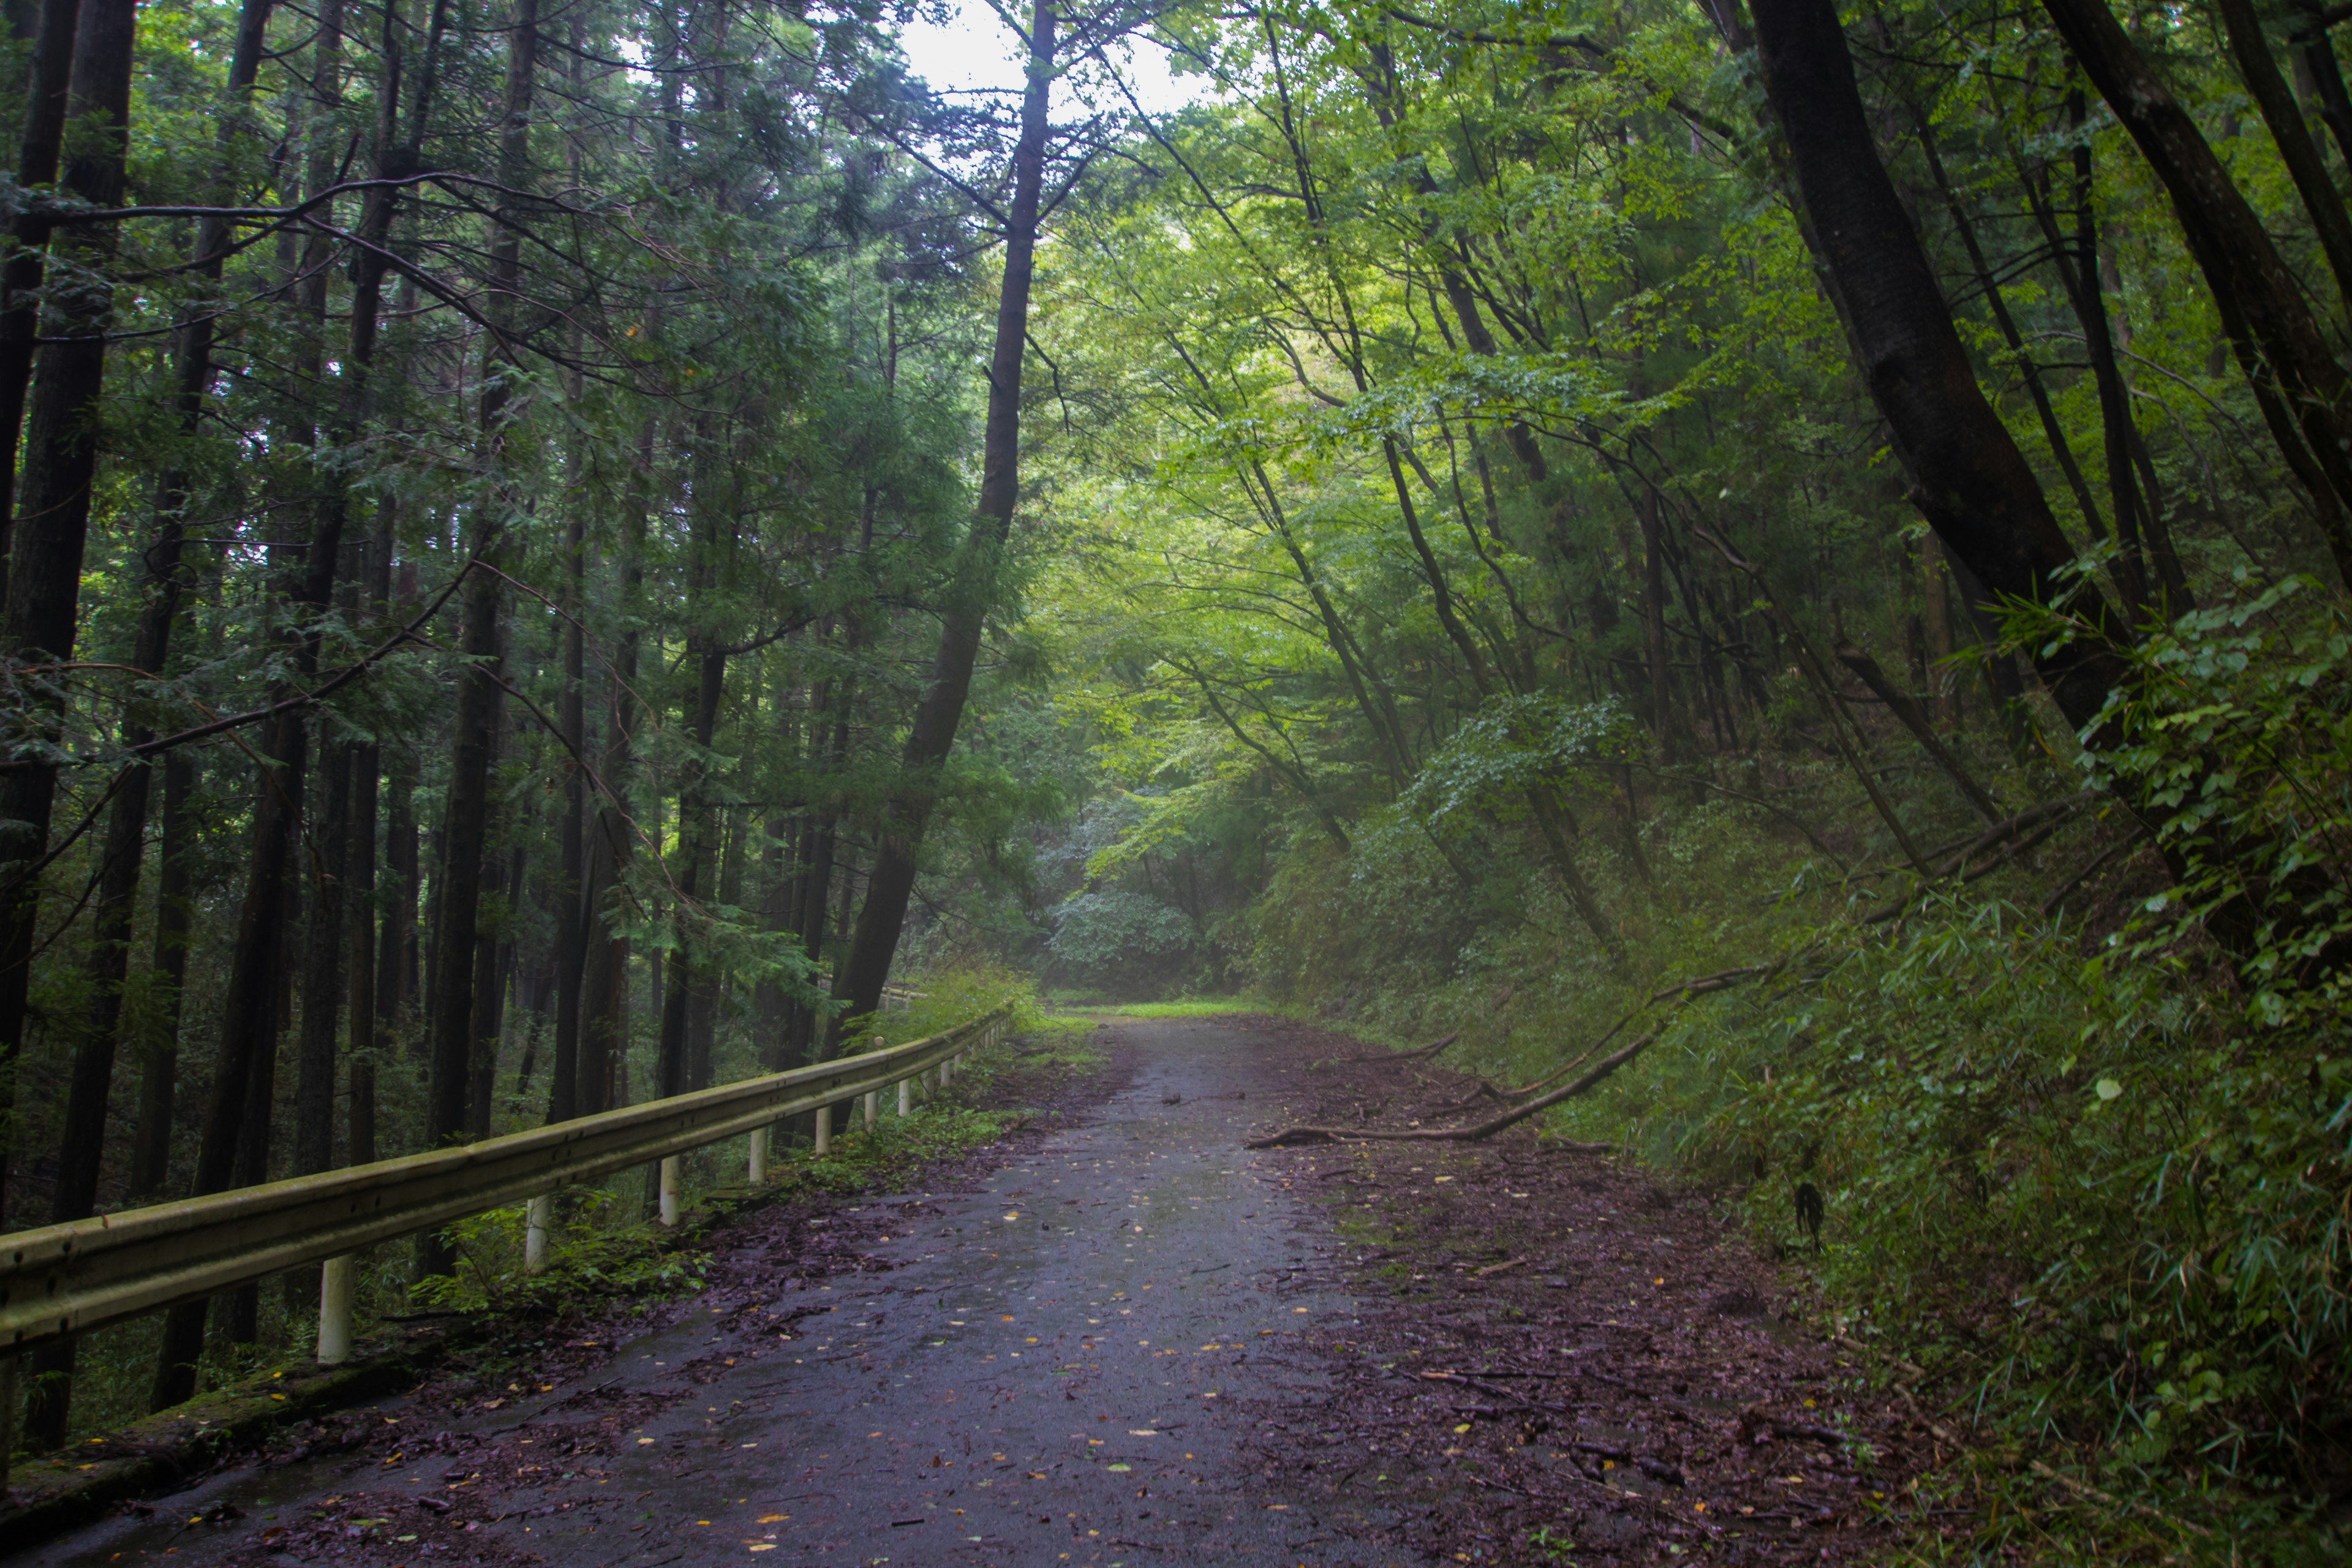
[32,1016,1401,1567]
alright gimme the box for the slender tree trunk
[2041,0,2352,581]
[127,747,196,1200]
[96,0,277,1232]
[295,741,351,1177]
[381,744,418,1030]
[656,643,727,1101]
[549,477,587,1123]
[1913,114,2108,546]
[2215,0,2352,315]
[420,0,536,1273]
[830,0,1057,1038]
[2056,96,2155,620]
[347,736,379,1167]
[576,421,650,1118]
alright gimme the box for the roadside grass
[1063,997,1265,1018]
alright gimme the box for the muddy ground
[18,1014,1937,1567]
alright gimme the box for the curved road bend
[31,1015,1406,1567]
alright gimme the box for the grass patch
[1069,997,1262,1018]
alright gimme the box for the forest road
[30,1016,1419,1567]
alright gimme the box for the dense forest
[5,0,2352,1554]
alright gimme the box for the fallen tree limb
[1323,1031,1459,1068]
[1488,964,1772,1101]
[1248,959,1805,1148]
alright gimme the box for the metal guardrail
[0,1004,1012,1365]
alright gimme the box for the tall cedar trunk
[294,739,351,1177]
[829,0,1055,1039]
[153,0,441,1403]
[0,0,135,1243]
[347,478,394,1165]
[465,801,514,1140]
[755,809,791,1067]
[545,2,592,1128]
[381,742,419,1029]
[346,736,379,1166]
[656,645,727,1101]
[1746,0,2135,737]
[290,2,352,1194]
[127,747,196,1199]
[0,0,81,553]
[575,424,650,1119]
[420,0,535,1274]
[90,0,277,1223]
[548,446,588,1122]
[2040,0,2352,581]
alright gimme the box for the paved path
[34,1017,1404,1567]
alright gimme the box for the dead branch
[1322,1031,1459,1067]
[1246,963,1782,1148]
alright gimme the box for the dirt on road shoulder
[1226,1012,1939,1566]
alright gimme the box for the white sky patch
[894,0,1206,116]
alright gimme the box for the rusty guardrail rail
[0,1003,1012,1367]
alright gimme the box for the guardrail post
[659,1156,682,1226]
[862,1090,877,1131]
[814,1103,831,1156]
[898,1077,912,1118]
[747,1126,768,1184]
[524,1194,553,1274]
[317,1256,355,1363]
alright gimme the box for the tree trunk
[127,746,197,1201]
[380,744,419,1030]
[420,0,535,1273]
[575,426,650,1120]
[656,644,727,1101]
[347,736,379,1167]
[294,740,351,1177]
[548,478,587,1123]
[830,0,1057,1039]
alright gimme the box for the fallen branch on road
[1245,961,1792,1148]
[1322,1031,1460,1068]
